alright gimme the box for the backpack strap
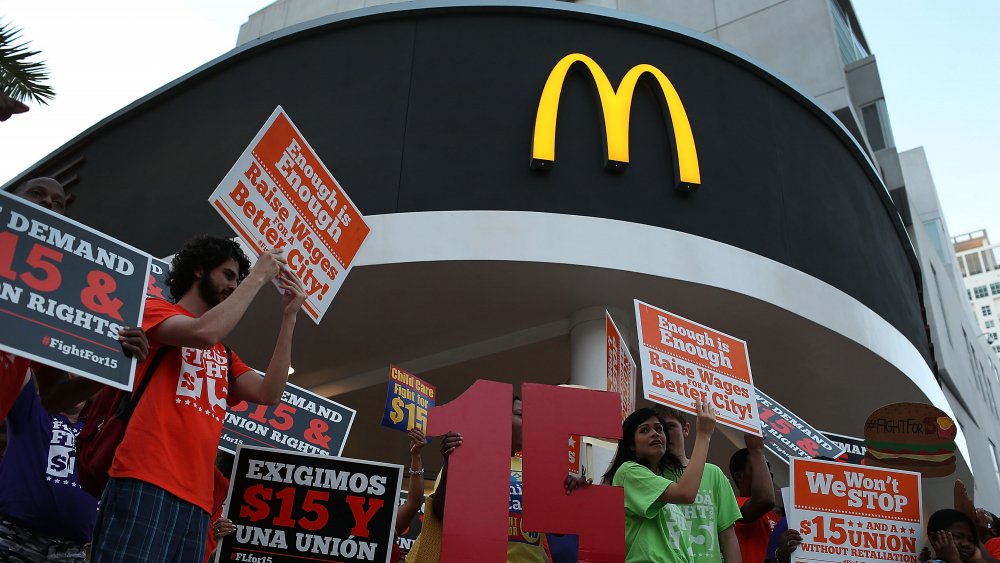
[118,346,170,425]
[225,345,234,388]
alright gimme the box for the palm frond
[0,19,54,105]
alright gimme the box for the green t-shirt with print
[613,461,695,563]
[666,463,742,562]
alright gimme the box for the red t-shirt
[0,352,32,421]
[110,299,251,513]
[735,496,781,563]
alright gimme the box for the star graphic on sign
[568,436,576,447]
[848,521,854,528]
[46,476,52,481]
[185,400,191,406]
[197,406,203,413]
[856,521,864,529]
[176,398,181,404]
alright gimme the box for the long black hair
[602,407,684,484]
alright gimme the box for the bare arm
[232,271,306,405]
[740,434,776,521]
[396,428,427,534]
[658,398,715,504]
[720,525,742,563]
[149,250,284,349]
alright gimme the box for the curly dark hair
[166,235,251,302]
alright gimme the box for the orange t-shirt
[0,352,32,421]
[735,497,781,563]
[110,299,250,513]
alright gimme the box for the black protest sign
[0,191,150,390]
[219,446,402,563]
[222,380,356,456]
[756,388,845,462]
[821,430,868,465]
[145,257,172,301]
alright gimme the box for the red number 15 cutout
[427,380,624,562]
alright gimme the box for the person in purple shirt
[0,372,96,562]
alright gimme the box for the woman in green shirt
[603,399,717,563]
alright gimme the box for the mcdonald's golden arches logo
[531,53,701,190]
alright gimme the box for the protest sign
[222,379,356,456]
[789,457,922,563]
[208,106,371,324]
[145,257,172,301]
[218,445,402,563]
[756,388,845,463]
[822,431,868,465]
[606,311,636,423]
[634,300,761,435]
[864,402,957,478]
[0,190,150,390]
[381,365,435,433]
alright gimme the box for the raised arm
[740,433,776,521]
[149,250,284,349]
[396,428,428,534]
[659,399,715,504]
[232,270,306,405]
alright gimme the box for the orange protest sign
[789,458,923,563]
[208,107,370,324]
[633,300,760,435]
[606,311,636,424]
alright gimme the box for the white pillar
[569,307,609,390]
[568,307,630,482]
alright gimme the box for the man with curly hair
[91,235,307,563]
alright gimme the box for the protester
[392,427,427,563]
[91,235,306,562]
[1,178,147,421]
[407,394,587,562]
[729,439,778,563]
[0,177,148,562]
[919,509,987,563]
[0,373,94,562]
[655,406,742,563]
[604,400,717,563]
[955,479,1000,559]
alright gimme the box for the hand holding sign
[277,269,307,317]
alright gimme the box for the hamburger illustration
[863,402,957,478]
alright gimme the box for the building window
[994,345,1000,353]
[991,283,1000,295]
[984,306,993,317]
[860,100,895,152]
[976,286,990,298]
[987,320,996,329]
[968,254,985,276]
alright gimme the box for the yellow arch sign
[531,53,701,190]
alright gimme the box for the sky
[1,0,998,241]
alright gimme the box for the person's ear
[194,267,204,279]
